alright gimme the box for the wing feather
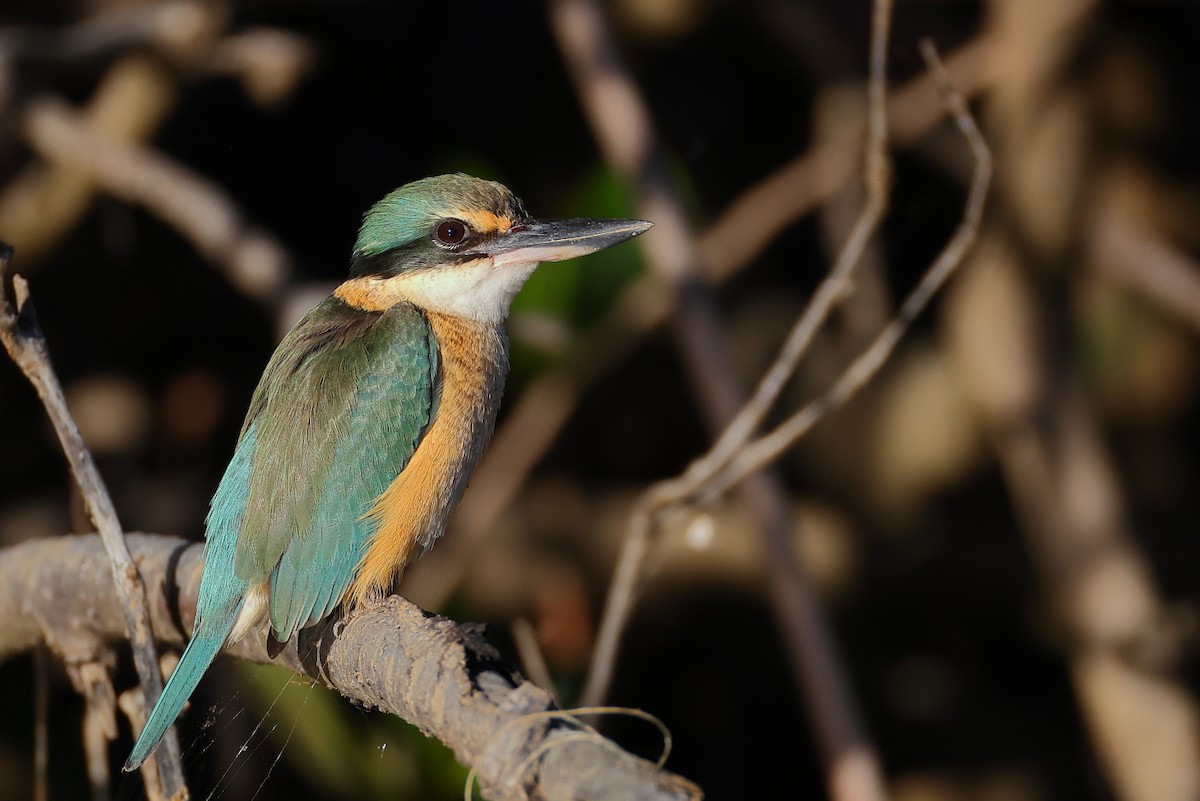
[228,297,438,641]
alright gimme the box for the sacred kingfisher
[125,174,650,771]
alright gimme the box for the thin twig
[584,26,989,801]
[33,647,49,801]
[0,245,188,798]
[551,3,895,801]
[622,34,992,631]
[1090,204,1200,336]
[708,40,992,496]
[21,96,291,304]
[656,0,894,509]
[581,507,653,709]
[409,30,998,611]
[697,34,995,282]
[67,659,118,801]
[511,618,560,706]
[578,0,891,704]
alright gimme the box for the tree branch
[0,534,701,801]
[407,28,999,612]
[705,40,991,498]
[20,95,291,304]
[0,245,188,797]
[547,3,892,801]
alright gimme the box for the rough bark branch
[0,534,701,801]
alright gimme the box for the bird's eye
[435,219,468,245]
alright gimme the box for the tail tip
[123,742,154,773]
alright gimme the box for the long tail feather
[123,603,240,772]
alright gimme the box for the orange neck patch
[334,278,391,312]
[346,313,506,606]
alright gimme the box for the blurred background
[1,1,1199,800]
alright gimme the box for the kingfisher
[124,174,650,771]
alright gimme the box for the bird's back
[201,296,476,642]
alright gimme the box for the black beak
[485,218,652,265]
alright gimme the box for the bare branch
[0,57,177,262]
[0,245,188,796]
[573,21,989,801]
[697,34,996,281]
[0,534,701,801]
[0,4,306,306]
[1090,204,1200,336]
[942,0,1200,797]
[409,30,998,611]
[548,3,895,801]
[599,39,991,668]
[513,618,560,706]
[20,96,291,304]
[66,658,118,801]
[0,1,219,67]
[33,648,49,801]
[708,40,992,496]
[658,0,895,507]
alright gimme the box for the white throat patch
[359,258,540,323]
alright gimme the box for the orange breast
[346,312,505,607]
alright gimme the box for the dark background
[1,1,1198,800]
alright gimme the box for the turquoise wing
[217,297,439,642]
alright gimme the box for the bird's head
[336,174,651,322]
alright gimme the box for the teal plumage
[123,174,651,774]
[127,299,439,770]
[244,299,438,637]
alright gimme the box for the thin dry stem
[698,35,995,282]
[582,0,895,713]
[708,40,992,496]
[0,246,188,798]
[665,0,894,508]
[410,31,997,612]
[33,648,48,801]
[21,96,290,303]
[585,32,987,801]
[511,618,559,706]
[580,507,654,709]
[66,658,119,801]
[558,4,897,801]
